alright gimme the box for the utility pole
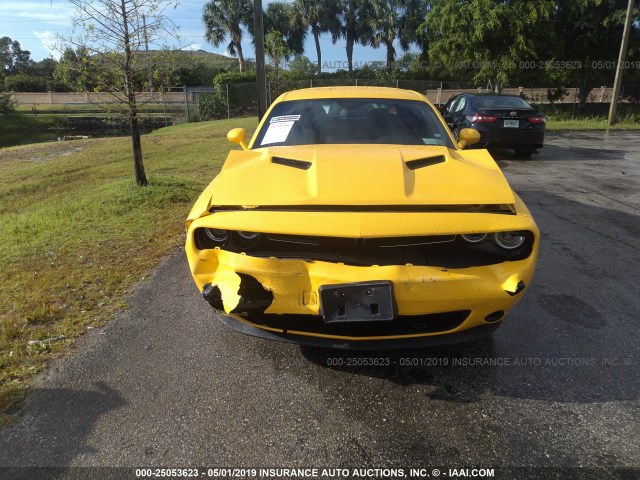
[253,0,267,120]
[608,0,636,126]
[143,14,153,98]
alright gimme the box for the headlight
[461,233,487,243]
[232,231,261,249]
[493,231,526,250]
[204,228,229,246]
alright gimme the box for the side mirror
[457,128,481,149]
[227,128,248,150]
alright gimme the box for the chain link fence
[12,81,640,125]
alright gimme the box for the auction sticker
[262,115,301,144]
[270,115,301,123]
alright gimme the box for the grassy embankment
[0,117,257,425]
[539,103,640,130]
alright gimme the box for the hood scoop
[271,156,312,170]
[405,155,446,170]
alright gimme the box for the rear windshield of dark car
[252,98,454,148]
[471,96,534,110]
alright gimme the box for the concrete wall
[12,91,187,105]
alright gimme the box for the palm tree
[365,0,407,70]
[292,0,340,74]
[202,0,253,72]
[331,0,373,73]
[265,2,307,57]
[401,0,429,62]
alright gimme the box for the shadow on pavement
[0,382,125,473]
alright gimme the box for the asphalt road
[1,131,639,479]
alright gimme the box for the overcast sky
[0,0,401,70]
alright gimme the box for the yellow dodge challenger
[185,87,539,348]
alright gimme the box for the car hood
[207,144,515,208]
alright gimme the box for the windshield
[252,98,454,148]
[471,95,533,110]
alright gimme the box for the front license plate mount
[319,281,396,323]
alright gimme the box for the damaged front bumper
[186,221,538,347]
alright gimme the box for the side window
[443,97,456,114]
[452,96,466,113]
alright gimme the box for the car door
[441,96,458,128]
[446,95,467,138]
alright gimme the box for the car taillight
[466,114,497,123]
[528,116,546,124]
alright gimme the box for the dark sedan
[440,93,546,158]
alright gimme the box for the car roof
[464,93,525,98]
[279,86,427,102]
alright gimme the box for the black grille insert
[194,229,534,268]
[243,311,471,337]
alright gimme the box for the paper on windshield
[261,115,301,145]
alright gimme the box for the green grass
[0,117,257,424]
[546,116,640,130]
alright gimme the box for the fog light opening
[232,231,261,249]
[485,310,505,323]
[494,231,526,250]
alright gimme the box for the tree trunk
[121,0,147,186]
[130,111,147,186]
[346,34,355,73]
[386,39,395,70]
[313,25,322,74]
[578,83,592,113]
[236,38,245,73]
[419,47,428,63]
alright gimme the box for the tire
[515,147,533,159]
[452,127,460,142]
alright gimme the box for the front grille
[194,230,534,268]
[244,311,470,337]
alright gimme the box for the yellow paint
[186,145,517,223]
[458,128,481,149]
[186,235,538,339]
[213,269,242,312]
[185,86,540,342]
[501,273,522,295]
[227,128,248,151]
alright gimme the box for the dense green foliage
[1,37,59,92]
[1,1,639,102]
[204,0,639,94]
[0,93,15,115]
[424,0,639,96]
[265,2,307,56]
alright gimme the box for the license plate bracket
[504,119,519,128]
[319,281,396,323]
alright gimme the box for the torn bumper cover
[186,223,538,347]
